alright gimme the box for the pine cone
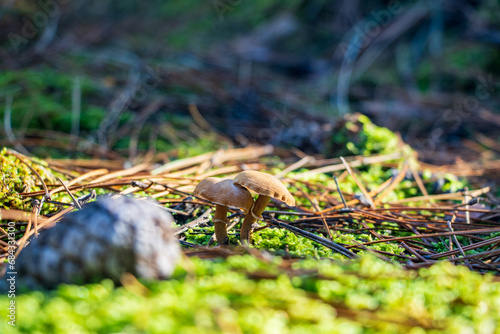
[14,196,180,289]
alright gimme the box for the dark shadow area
[1,0,499,171]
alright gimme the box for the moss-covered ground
[1,114,499,333]
[1,255,499,334]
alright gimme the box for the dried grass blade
[275,156,314,179]
[391,187,490,204]
[340,157,375,208]
[48,168,108,197]
[295,152,401,178]
[360,227,500,246]
[301,189,333,240]
[373,163,409,206]
[91,163,150,184]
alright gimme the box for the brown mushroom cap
[233,171,295,206]
[193,178,254,213]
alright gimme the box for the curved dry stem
[240,195,271,244]
[214,204,229,245]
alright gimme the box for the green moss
[348,114,403,156]
[431,233,500,258]
[176,133,222,159]
[253,227,405,260]
[0,148,102,219]
[1,255,499,334]
[0,69,106,135]
[0,148,59,211]
[183,226,216,246]
[253,228,344,259]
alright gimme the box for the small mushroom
[233,171,295,243]
[193,177,254,245]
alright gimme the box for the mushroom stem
[214,204,229,245]
[240,195,271,244]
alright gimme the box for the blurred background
[0,0,499,167]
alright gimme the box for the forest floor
[1,1,500,332]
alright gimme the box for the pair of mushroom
[193,171,295,245]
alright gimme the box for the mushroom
[193,177,254,245]
[233,171,295,243]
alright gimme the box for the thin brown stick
[359,227,500,246]
[48,168,108,197]
[301,189,333,240]
[373,163,409,206]
[340,157,375,208]
[57,177,82,210]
